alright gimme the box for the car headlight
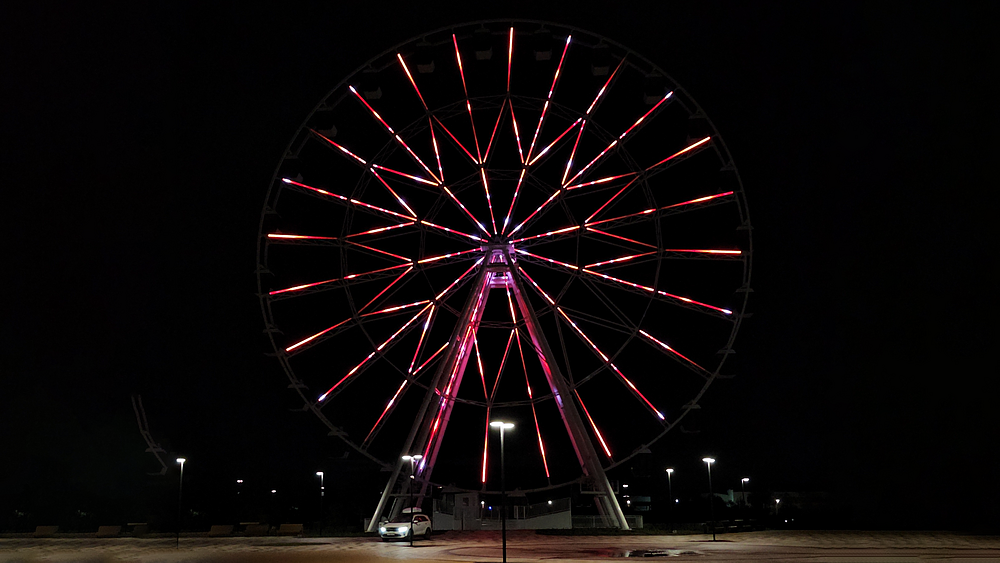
[398,526,409,532]
[379,527,386,533]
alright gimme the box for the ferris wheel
[257,20,751,529]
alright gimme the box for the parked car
[379,512,432,541]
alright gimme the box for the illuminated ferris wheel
[257,20,751,529]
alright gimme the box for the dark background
[2,2,995,532]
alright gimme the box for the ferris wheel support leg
[506,257,630,530]
[367,265,492,531]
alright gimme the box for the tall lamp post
[702,457,716,541]
[175,457,186,549]
[401,454,422,547]
[665,468,674,533]
[490,421,514,563]
[315,472,325,536]
[740,477,749,520]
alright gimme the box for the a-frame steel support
[367,246,628,530]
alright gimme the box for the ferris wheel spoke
[525,35,572,163]
[317,302,434,403]
[348,86,442,184]
[473,336,489,399]
[281,178,416,222]
[357,266,416,314]
[268,263,414,299]
[564,91,674,188]
[453,34,483,163]
[639,329,711,379]
[574,389,613,458]
[506,26,514,92]
[419,219,488,244]
[514,325,551,478]
[558,59,625,185]
[483,99,507,163]
[527,117,583,167]
[581,268,733,317]
[508,188,563,237]
[510,225,580,245]
[585,190,736,228]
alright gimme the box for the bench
[128,523,149,537]
[277,523,304,536]
[33,526,58,538]
[208,524,234,537]
[96,525,121,537]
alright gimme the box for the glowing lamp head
[176,457,186,465]
[402,454,423,461]
[742,477,749,483]
[666,468,674,474]
[702,457,715,464]
[490,421,514,429]
[316,472,324,477]
[236,479,243,484]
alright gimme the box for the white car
[379,513,432,541]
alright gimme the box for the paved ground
[2,530,998,563]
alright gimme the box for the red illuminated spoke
[492,329,515,401]
[506,26,514,91]
[560,120,586,185]
[267,233,337,242]
[281,178,416,222]
[565,172,637,191]
[419,220,488,243]
[514,248,578,271]
[528,118,583,167]
[269,263,412,297]
[358,267,414,314]
[418,247,482,265]
[481,405,491,483]
[406,306,436,374]
[414,342,449,377]
[644,136,711,174]
[525,35,572,162]
[318,302,434,402]
[370,163,438,187]
[575,390,612,458]
[583,227,655,249]
[513,326,551,478]
[585,58,625,116]
[509,189,562,237]
[346,241,412,263]
[430,119,444,183]
[564,91,674,187]
[584,252,655,269]
[551,305,664,421]
[510,225,579,244]
[509,105,525,164]
[583,178,640,224]
[453,35,482,163]
[349,86,442,183]
[364,379,409,447]
[581,268,732,315]
[639,329,708,374]
[285,318,351,353]
[586,191,735,228]
[434,257,485,301]
[557,60,624,184]
[501,169,526,235]
[479,169,498,235]
[344,222,416,238]
[433,115,479,165]
[397,53,428,110]
[358,299,431,319]
[474,336,488,399]
[483,99,506,162]
[311,130,367,165]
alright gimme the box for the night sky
[2,2,996,532]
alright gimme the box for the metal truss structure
[256,20,752,531]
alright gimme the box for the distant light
[675,499,679,503]
[776,499,781,504]
[666,468,674,474]
[742,477,749,483]
[316,472,324,477]
[271,490,277,494]
[236,480,243,484]
[702,457,715,464]
[176,458,186,464]
[547,500,552,505]
[623,484,629,488]
[490,421,514,429]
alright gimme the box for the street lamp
[702,457,716,541]
[175,457,186,549]
[401,454,422,547]
[665,468,675,533]
[315,472,325,536]
[490,421,514,563]
[740,477,749,517]
[775,498,780,518]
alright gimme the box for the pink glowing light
[583,227,655,249]
[430,119,444,183]
[563,91,674,187]
[515,248,578,270]
[584,252,655,269]
[501,168,527,235]
[474,336,488,399]
[268,263,412,296]
[513,323,550,478]
[524,35,571,162]
[346,241,412,263]
[585,59,625,115]
[419,220,487,243]
[507,26,514,91]
[433,115,479,164]
[267,233,336,241]
[406,305,435,374]
[575,390,612,458]
[435,257,485,300]
[349,85,441,184]
[370,163,438,187]
[518,267,556,305]
[286,318,350,352]
[585,191,735,227]
[417,247,481,264]
[358,300,431,318]
[510,105,525,164]
[396,53,428,110]
[363,379,408,446]
[560,120,586,185]
[639,329,706,372]
[664,249,742,255]
[311,130,367,165]
[453,34,482,163]
[480,168,498,234]
[483,99,505,161]
[357,267,414,314]
[565,172,637,191]
[369,169,418,217]
[442,184,490,236]
[414,342,449,376]
[510,225,579,244]
[283,178,416,222]
[528,117,583,167]
[645,136,712,171]
[509,189,562,236]
[656,290,732,315]
[583,178,639,224]
[344,222,415,238]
